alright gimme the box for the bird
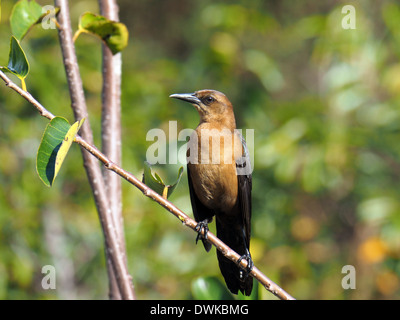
[169,89,253,296]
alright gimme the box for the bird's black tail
[215,217,253,296]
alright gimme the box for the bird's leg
[195,219,210,244]
[237,249,254,279]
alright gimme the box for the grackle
[170,89,253,296]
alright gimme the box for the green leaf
[1,36,29,79]
[191,276,234,300]
[76,12,129,54]
[142,162,184,199]
[1,36,30,90]
[10,0,43,40]
[166,166,184,197]
[36,117,85,187]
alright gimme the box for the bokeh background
[1,0,400,299]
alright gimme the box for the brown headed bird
[170,89,253,295]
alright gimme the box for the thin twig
[54,0,135,300]
[0,69,295,300]
[99,0,125,300]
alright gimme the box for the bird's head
[170,89,236,127]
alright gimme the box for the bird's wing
[236,134,252,249]
[187,165,213,252]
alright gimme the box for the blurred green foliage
[1,0,400,299]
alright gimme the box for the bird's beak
[169,93,201,105]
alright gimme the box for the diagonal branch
[54,0,134,299]
[0,69,295,300]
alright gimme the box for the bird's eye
[204,96,215,105]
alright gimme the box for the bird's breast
[188,162,238,212]
[187,124,243,212]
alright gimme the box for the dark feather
[216,134,253,296]
[187,166,213,252]
[236,135,252,249]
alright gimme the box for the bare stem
[54,0,135,300]
[99,0,125,300]
[0,69,295,301]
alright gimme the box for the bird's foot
[195,219,209,245]
[237,250,254,279]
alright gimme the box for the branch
[0,69,295,300]
[54,0,135,300]
[99,0,125,300]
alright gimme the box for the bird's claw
[237,251,254,279]
[195,220,209,244]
